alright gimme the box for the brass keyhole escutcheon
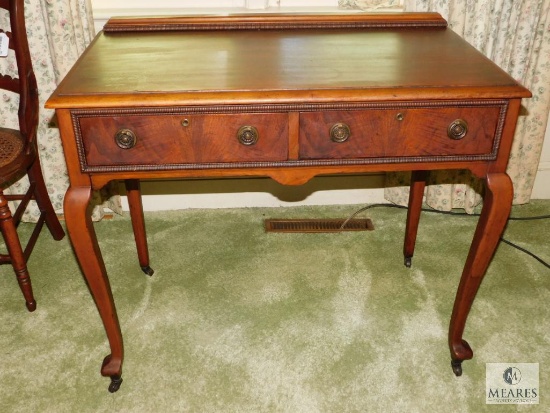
[114,128,137,149]
[237,125,259,146]
[396,113,404,121]
[448,119,468,140]
[181,119,190,127]
[330,123,351,143]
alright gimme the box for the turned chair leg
[0,194,36,311]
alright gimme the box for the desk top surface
[47,13,530,109]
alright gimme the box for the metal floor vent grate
[264,218,374,233]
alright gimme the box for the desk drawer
[78,113,289,166]
[299,106,501,160]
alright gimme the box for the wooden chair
[0,0,65,311]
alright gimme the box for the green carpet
[1,201,549,412]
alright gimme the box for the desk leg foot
[449,339,472,376]
[108,375,123,393]
[102,353,123,391]
[141,265,154,276]
[404,256,412,268]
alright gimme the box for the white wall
[89,1,549,210]
[90,0,348,33]
[531,116,550,199]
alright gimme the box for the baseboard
[119,175,388,212]
[56,213,115,221]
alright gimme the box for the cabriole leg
[64,186,124,389]
[448,173,512,375]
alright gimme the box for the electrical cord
[341,203,550,269]
[499,238,550,269]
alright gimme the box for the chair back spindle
[2,0,38,150]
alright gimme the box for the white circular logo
[503,367,522,385]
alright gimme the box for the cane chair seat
[0,128,24,167]
[0,127,35,187]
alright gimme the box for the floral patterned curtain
[0,0,120,221]
[342,0,550,213]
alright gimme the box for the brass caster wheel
[108,375,123,393]
[451,360,463,377]
[404,257,412,268]
[141,266,154,276]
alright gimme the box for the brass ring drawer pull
[237,125,259,146]
[447,119,468,140]
[115,129,137,149]
[330,123,351,143]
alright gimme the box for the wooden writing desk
[46,13,531,392]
